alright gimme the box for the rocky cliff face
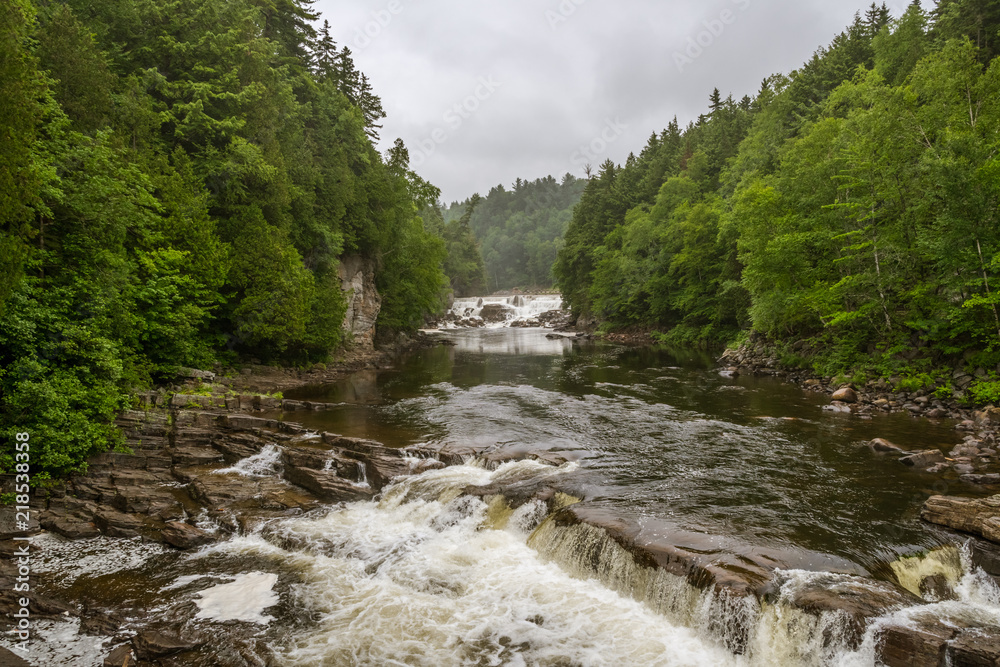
[338,255,381,349]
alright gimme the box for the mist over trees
[444,174,586,291]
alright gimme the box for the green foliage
[969,379,1000,404]
[0,0,448,477]
[445,174,586,291]
[556,1,1000,364]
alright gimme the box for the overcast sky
[310,0,909,204]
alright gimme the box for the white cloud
[311,0,871,202]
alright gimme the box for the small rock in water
[160,521,214,549]
[900,450,946,468]
[869,438,904,454]
[832,386,858,403]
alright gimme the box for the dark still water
[273,329,968,577]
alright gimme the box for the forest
[554,0,1000,393]
[443,174,586,293]
[0,0,452,476]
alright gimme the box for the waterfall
[185,461,1000,666]
[445,294,566,328]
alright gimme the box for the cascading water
[189,459,1000,666]
[445,294,566,327]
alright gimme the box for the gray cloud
[312,0,881,203]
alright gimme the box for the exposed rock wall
[338,254,381,349]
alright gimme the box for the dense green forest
[555,0,1000,392]
[0,0,451,476]
[445,174,586,291]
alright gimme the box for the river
[25,327,1000,665]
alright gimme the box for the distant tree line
[443,175,586,292]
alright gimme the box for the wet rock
[948,628,1000,665]
[133,629,202,658]
[40,516,101,539]
[168,444,225,466]
[160,521,214,549]
[0,647,30,666]
[93,510,144,538]
[283,466,374,502]
[927,408,949,419]
[961,474,1000,486]
[900,450,947,468]
[870,438,905,454]
[780,573,917,647]
[480,303,513,323]
[832,387,858,403]
[921,495,1000,544]
[877,622,957,667]
[954,464,976,475]
[103,644,135,667]
[0,508,40,540]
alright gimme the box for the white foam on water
[161,573,237,592]
[215,443,283,477]
[31,534,166,586]
[0,618,106,667]
[194,572,280,624]
[198,461,729,666]
[448,294,565,328]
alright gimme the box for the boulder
[40,516,101,539]
[832,387,859,403]
[921,495,1000,544]
[283,467,375,502]
[160,521,214,549]
[877,622,957,667]
[870,438,905,454]
[133,629,201,658]
[900,450,947,468]
[103,644,135,667]
[93,510,144,539]
[480,303,513,323]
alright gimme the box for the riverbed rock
[103,644,135,667]
[877,622,957,667]
[870,438,905,454]
[160,521,214,549]
[480,303,513,323]
[0,647,30,667]
[962,473,1000,486]
[832,387,859,403]
[900,450,947,468]
[921,495,1000,544]
[283,467,374,502]
[133,629,202,658]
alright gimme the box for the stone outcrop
[922,495,1000,543]
[479,303,513,323]
[339,254,381,349]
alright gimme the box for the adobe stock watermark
[571,117,629,172]
[674,0,752,73]
[411,76,503,168]
[546,0,589,31]
[353,0,405,51]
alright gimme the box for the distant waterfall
[446,294,565,327]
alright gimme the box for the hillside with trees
[445,174,585,291]
[0,0,448,476]
[555,1,1000,395]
